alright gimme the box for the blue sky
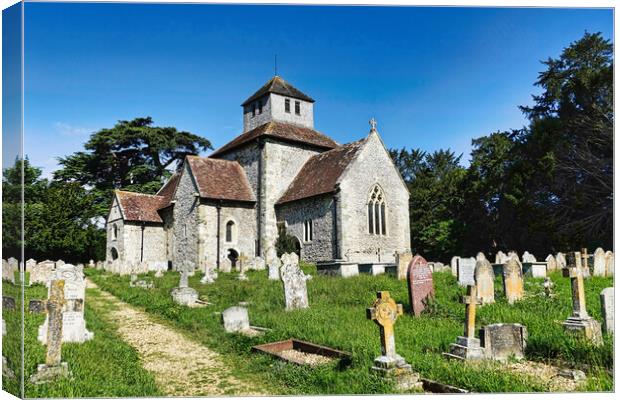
[13,3,614,177]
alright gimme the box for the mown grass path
[85,279,260,397]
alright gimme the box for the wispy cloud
[54,122,92,137]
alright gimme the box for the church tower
[241,76,315,132]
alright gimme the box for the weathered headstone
[171,262,199,306]
[26,258,36,273]
[280,253,310,311]
[88,259,95,268]
[95,261,103,270]
[562,266,602,345]
[545,254,557,272]
[507,251,520,262]
[253,256,266,271]
[522,251,536,263]
[502,258,523,306]
[200,262,218,284]
[220,257,232,273]
[266,247,281,281]
[457,257,475,287]
[38,264,93,343]
[30,280,71,384]
[450,256,460,277]
[55,259,65,268]
[600,287,613,335]
[593,248,606,277]
[525,262,547,278]
[495,251,508,264]
[444,285,485,360]
[476,252,487,262]
[605,251,614,277]
[366,291,418,389]
[406,255,434,316]
[3,258,16,283]
[397,251,413,280]
[31,260,56,285]
[475,259,495,305]
[556,252,567,269]
[480,323,528,361]
[222,306,250,333]
[2,296,16,311]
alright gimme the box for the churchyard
[3,250,613,398]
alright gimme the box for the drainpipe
[216,201,222,269]
[140,223,145,262]
[256,138,265,257]
[333,185,341,259]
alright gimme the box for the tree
[54,117,212,217]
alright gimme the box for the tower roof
[241,75,314,106]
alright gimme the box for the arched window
[225,220,235,243]
[367,185,387,236]
[110,247,119,260]
[303,219,313,242]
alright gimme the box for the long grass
[86,265,613,394]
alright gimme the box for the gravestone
[562,266,602,345]
[30,280,71,384]
[2,296,16,311]
[96,261,103,270]
[444,285,485,360]
[526,262,547,278]
[605,251,614,277]
[556,252,567,269]
[495,251,508,264]
[3,258,16,283]
[249,256,265,271]
[154,269,164,278]
[280,253,310,311]
[397,251,413,280]
[26,258,36,273]
[593,248,606,277]
[366,291,418,389]
[545,254,557,272]
[171,262,199,306]
[476,252,487,262]
[522,251,536,263]
[200,262,218,284]
[450,256,460,277]
[475,259,495,305]
[38,264,93,343]
[600,287,613,334]
[543,277,555,297]
[31,260,55,285]
[507,251,520,262]
[502,258,523,304]
[406,255,434,316]
[480,323,527,361]
[457,257,475,287]
[220,257,232,273]
[56,259,65,268]
[222,306,250,333]
[267,247,281,281]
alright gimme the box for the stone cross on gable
[369,118,377,132]
[366,291,403,359]
[461,285,482,339]
[563,266,588,318]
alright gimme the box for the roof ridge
[116,190,164,198]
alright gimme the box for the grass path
[85,279,260,397]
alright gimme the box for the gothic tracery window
[367,185,387,235]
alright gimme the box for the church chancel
[106,76,411,275]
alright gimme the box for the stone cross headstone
[444,285,485,360]
[502,258,523,304]
[562,266,602,345]
[475,259,495,304]
[238,253,249,280]
[457,257,475,287]
[605,251,614,277]
[593,248,606,277]
[556,252,567,269]
[366,291,413,375]
[29,279,71,384]
[171,262,199,306]
[38,264,93,343]
[222,306,250,333]
[266,247,281,281]
[280,252,310,310]
[580,248,591,278]
[406,255,434,316]
[450,256,460,277]
[600,287,613,334]
[545,254,557,272]
[397,251,413,280]
[463,285,482,339]
[479,323,528,361]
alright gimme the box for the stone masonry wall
[106,198,125,262]
[338,131,411,263]
[276,195,334,262]
[243,94,273,132]
[268,93,314,129]
[121,223,167,264]
[172,163,201,270]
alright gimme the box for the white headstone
[604,251,614,277]
[222,306,250,333]
[450,256,460,277]
[476,252,487,262]
[2,259,16,283]
[26,259,37,273]
[267,247,281,281]
[457,257,476,286]
[38,264,93,343]
[556,252,567,269]
[593,248,606,277]
[220,257,232,273]
[600,287,614,334]
[30,260,55,285]
[280,253,310,310]
[522,251,537,263]
[200,262,218,284]
[545,254,557,272]
[495,251,508,264]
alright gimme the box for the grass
[86,265,613,394]
[2,279,161,399]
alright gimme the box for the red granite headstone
[407,255,434,316]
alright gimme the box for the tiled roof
[156,172,181,205]
[241,76,314,106]
[186,156,255,202]
[210,121,338,157]
[276,138,367,205]
[115,191,168,223]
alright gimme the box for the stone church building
[106,76,411,272]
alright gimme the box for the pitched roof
[210,121,338,157]
[186,156,255,202]
[241,76,314,106]
[115,191,168,223]
[276,138,367,205]
[155,172,181,205]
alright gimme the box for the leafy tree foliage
[275,223,300,257]
[54,117,212,216]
